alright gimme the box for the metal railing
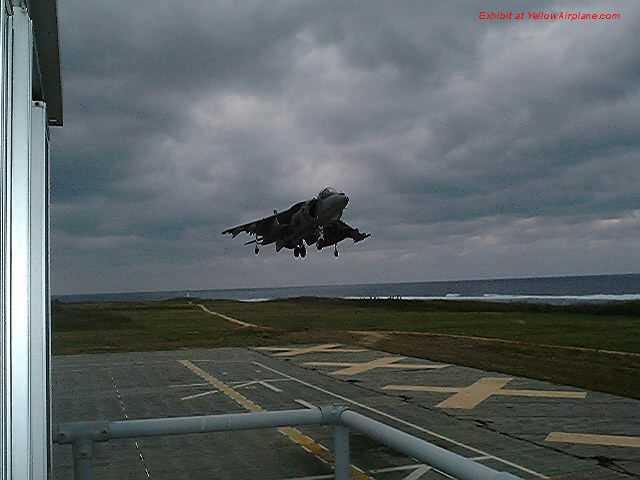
[54,406,521,480]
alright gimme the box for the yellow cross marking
[383,377,586,409]
[303,356,449,376]
[179,360,370,479]
[546,432,640,448]
[255,344,367,357]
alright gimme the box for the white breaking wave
[229,294,640,303]
[481,294,640,301]
[342,294,640,302]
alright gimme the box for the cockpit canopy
[318,187,338,199]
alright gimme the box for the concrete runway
[53,346,640,479]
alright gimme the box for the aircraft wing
[337,220,370,242]
[222,201,306,238]
[330,220,370,243]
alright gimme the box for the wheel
[294,247,299,257]
[334,248,339,257]
[300,246,307,258]
[254,246,259,255]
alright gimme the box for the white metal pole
[30,101,50,479]
[333,425,350,480]
[72,440,94,480]
[340,410,522,480]
[0,2,11,478]
[7,5,34,480]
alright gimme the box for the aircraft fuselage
[223,187,367,258]
[315,191,349,224]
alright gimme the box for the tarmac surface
[52,345,640,479]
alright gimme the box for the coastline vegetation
[52,297,640,399]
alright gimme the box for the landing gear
[334,245,339,257]
[254,245,259,255]
[293,244,307,258]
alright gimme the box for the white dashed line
[294,399,317,409]
[111,376,152,479]
[180,390,220,401]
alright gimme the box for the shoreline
[53,273,640,303]
[55,293,640,305]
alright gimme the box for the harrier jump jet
[222,187,370,258]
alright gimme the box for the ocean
[56,273,640,304]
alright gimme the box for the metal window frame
[30,100,51,480]
[2,4,52,480]
[0,2,11,478]
[7,6,34,480]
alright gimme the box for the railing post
[72,439,94,480]
[53,407,525,479]
[334,425,350,480]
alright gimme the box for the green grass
[203,298,640,353]
[52,297,640,399]
[52,299,267,354]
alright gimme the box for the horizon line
[53,271,640,298]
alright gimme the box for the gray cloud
[51,0,640,294]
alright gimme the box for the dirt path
[194,303,268,329]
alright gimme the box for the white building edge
[1,0,63,479]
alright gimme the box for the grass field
[203,298,640,352]
[53,297,640,399]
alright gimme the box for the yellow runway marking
[179,360,370,479]
[384,377,586,409]
[195,304,265,329]
[436,378,511,409]
[303,356,449,376]
[546,432,640,448]
[256,344,367,357]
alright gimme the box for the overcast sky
[51,1,640,295]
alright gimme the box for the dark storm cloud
[52,0,640,293]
